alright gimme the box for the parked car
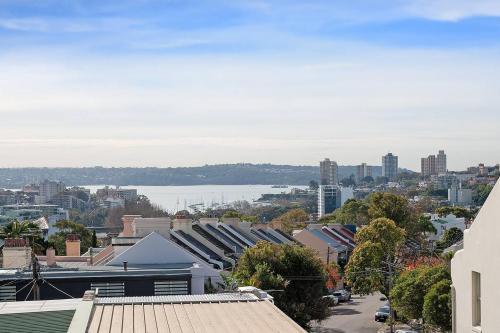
[395,330,418,333]
[374,305,391,322]
[322,295,339,306]
[332,289,351,302]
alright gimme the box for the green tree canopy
[234,242,331,329]
[390,264,450,321]
[368,192,414,231]
[436,227,463,252]
[0,220,40,239]
[49,220,92,255]
[270,208,308,234]
[473,184,493,206]
[308,180,319,191]
[320,199,370,226]
[423,279,452,332]
[436,206,473,219]
[346,218,406,296]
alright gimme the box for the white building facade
[451,180,500,332]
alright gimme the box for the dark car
[375,305,391,322]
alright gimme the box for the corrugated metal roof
[88,298,306,333]
[0,310,75,333]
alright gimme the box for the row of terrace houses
[0,212,355,302]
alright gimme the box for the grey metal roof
[96,293,258,304]
[0,264,193,281]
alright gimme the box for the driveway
[311,293,386,333]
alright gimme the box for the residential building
[36,180,65,204]
[431,173,458,190]
[96,186,138,202]
[382,153,398,181]
[318,185,341,218]
[426,214,467,242]
[320,158,338,185]
[421,150,447,176]
[421,155,436,177]
[436,150,447,174]
[356,163,372,182]
[293,224,355,265]
[451,179,499,333]
[0,232,222,300]
[449,183,473,206]
[478,163,488,176]
[0,289,306,333]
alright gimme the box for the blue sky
[1,0,500,169]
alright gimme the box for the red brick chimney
[65,234,81,256]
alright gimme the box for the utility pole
[326,247,331,266]
[31,253,40,300]
[388,261,394,333]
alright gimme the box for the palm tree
[0,220,40,239]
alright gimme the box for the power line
[40,278,74,299]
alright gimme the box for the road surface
[311,293,386,333]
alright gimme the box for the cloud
[404,0,500,21]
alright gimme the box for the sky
[1,0,500,171]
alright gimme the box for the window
[472,271,481,328]
[0,285,16,302]
[91,282,125,297]
[154,280,188,295]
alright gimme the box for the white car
[395,330,418,333]
[322,295,340,306]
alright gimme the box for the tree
[415,215,437,237]
[0,220,40,239]
[234,242,331,329]
[49,220,92,255]
[345,218,406,296]
[340,175,356,187]
[324,199,370,226]
[390,264,450,321]
[368,193,414,229]
[436,227,463,251]
[309,180,319,191]
[91,229,98,248]
[270,208,308,234]
[361,176,374,183]
[436,206,473,220]
[423,280,452,332]
[473,184,493,206]
[0,220,46,254]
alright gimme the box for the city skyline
[1,1,500,169]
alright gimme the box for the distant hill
[0,164,384,188]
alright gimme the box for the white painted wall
[452,180,500,333]
[428,214,467,242]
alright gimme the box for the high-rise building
[319,158,338,185]
[382,153,398,181]
[36,180,66,204]
[356,163,372,182]
[318,185,341,218]
[421,155,436,177]
[436,150,447,174]
[421,150,447,176]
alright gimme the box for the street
[311,294,386,333]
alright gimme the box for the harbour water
[84,184,307,213]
